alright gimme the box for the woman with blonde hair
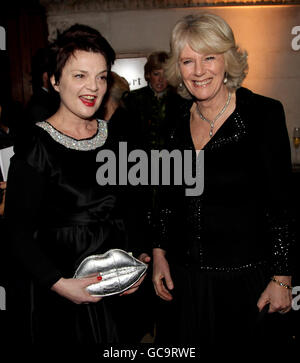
[99,71,130,121]
[152,13,294,354]
[124,51,183,150]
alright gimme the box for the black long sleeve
[5,158,62,288]
[257,98,295,275]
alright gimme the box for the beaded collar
[36,119,107,151]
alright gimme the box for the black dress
[4,119,140,346]
[153,88,295,354]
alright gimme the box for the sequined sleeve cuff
[152,207,173,251]
[266,209,295,276]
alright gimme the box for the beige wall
[47,5,300,161]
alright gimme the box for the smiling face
[51,50,108,121]
[149,69,168,93]
[179,44,226,103]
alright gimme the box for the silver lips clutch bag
[74,249,147,297]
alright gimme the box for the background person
[98,71,130,121]
[96,71,130,143]
[0,181,6,216]
[152,13,295,356]
[0,95,22,144]
[123,52,185,341]
[25,47,60,126]
[125,51,183,151]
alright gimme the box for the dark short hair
[144,51,168,82]
[48,24,116,84]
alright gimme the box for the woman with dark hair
[4,24,149,346]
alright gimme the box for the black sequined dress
[154,87,295,350]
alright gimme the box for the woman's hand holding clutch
[120,253,151,296]
[51,277,103,304]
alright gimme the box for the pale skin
[152,44,292,314]
[47,50,150,304]
[148,69,168,94]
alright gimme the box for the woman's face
[52,50,108,120]
[179,44,226,102]
[149,69,168,93]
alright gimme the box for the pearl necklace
[196,91,232,137]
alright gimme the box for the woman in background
[125,51,183,151]
[99,71,130,121]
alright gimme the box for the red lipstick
[79,95,97,107]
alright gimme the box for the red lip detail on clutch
[97,275,102,281]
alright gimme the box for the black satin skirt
[4,282,118,359]
[30,281,119,344]
[5,219,127,347]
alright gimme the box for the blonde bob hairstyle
[144,51,168,82]
[108,71,130,107]
[165,13,248,99]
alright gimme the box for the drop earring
[223,73,228,84]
